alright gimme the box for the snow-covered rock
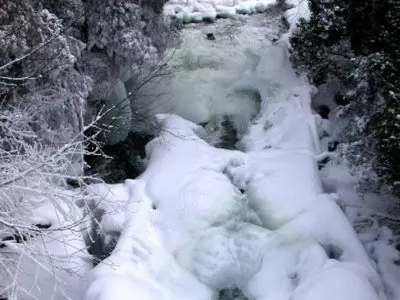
[164,0,277,22]
[83,179,214,300]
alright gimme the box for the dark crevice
[218,288,249,300]
[322,244,344,260]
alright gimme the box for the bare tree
[0,0,181,298]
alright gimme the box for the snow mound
[84,114,250,300]
[82,182,130,234]
[226,43,386,299]
[283,0,310,30]
[83,179,214,300]
[142,113,248,246]
[0,189,91,300]
[164,0,277,22]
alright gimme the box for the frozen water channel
[81,6,387,300]
[133,9,285,143]
[2,2,393,300]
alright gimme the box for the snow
[163,0,309,33]
[226,43,385,299]
[4,7,394,300]
[291,260,380,300]
[317,103,400,300]
[82,182,130,234]
[82,41,387,300]
[283,0,311,30]
[319,147,400,300]
[134,10,282,131]
[374,238,400,299]
[83,179,215,300]
[0,189,91,300]
[164,0,277,22]
[142,114,247,242]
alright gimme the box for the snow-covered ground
[0,189,91,300]
[2,1,398,300]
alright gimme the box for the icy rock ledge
[82,114,248,300]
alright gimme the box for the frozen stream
[80,5,387,300]
[2,2,395,300]
[133,9,285,144]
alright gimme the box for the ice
[164,0,277,22]
[82,37,387,300]
[135,11,282,128]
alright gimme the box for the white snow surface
[164,0,277,22]
[83,41,387,300]
[0,189,91,300]
[0,6,394,300]
[163,0,310,33]
[5,8,391,300]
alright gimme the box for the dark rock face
[317,104,331,119]
[206,33,216,40]
[322,244,344,260]
[202,115,239,150]
[334,92,349,106]
[218,117,238,149]
[0,223,52,249]
[219,288,248,300]
[328,140,339,152]
[84,131,154,183]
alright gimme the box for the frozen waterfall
[6,1,393,300]
[81,4,387,300]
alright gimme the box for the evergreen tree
[291,0,400,197]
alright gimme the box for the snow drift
[0,189,91,300]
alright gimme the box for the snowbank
[83,179,214,300]
[319,141,400,300]
[225,43,386,299]
[83,114,248,300]
[283,0,310,30]
[164,0,277,22]
[0,189,91,300]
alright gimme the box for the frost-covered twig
[0,33,61,72]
